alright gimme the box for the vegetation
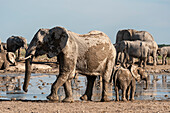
[158,44,170,48]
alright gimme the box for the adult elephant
[7,36,27,60]
[115,40,150,67]
[115,29,154,64]
[116,40,158,67]
[113,65,148,101]
[157,46,170,65]
[23,26,116,102]
[116,29,154,43]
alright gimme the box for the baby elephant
[113,65,148,101]
[0,51,17,70]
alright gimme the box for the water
[0,74,170,101]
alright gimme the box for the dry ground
[0,100,169,113]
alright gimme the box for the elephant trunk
[23,56,33,92]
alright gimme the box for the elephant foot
[122,98,127,102]
[46,94,59,101]
[115,99,119,101]
[80,95,90,101]
[101,96,110,102]
[62,97,74,103]
[130,98,135,101]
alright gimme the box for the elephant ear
[123,30,133,40]
[46,27,69,58]
[7,52,16,65]
[130,65,141,81]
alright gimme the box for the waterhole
[0,74,169,101]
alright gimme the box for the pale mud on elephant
[23,26,116,102]
[157,46,170,65]
[7,36,27,60]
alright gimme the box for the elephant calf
[157,46,170,65]
[113,65,148,101]
[0,51,17,70]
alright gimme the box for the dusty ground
[0,100,169,113]
[0,57,170,113]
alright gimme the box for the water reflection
[0,74,169,101]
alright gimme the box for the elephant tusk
[24,55,32,60]
[20,55,32,61]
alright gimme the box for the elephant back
[116,29,154,43]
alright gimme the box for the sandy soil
[0,100,169,113]
[0,57,170,113]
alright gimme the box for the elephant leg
[130,79,136,101]
[18,48,21,60]
[120,52,124,64]
[115,86,119,101]
[116,52,120,65]
[153,52,157,66]
[122,87,127,101]
[165,55,167,65]
[139,59,142,67]
[62,79,74,102]
[122,53,128,68]
[101,60,114,102]
[126,85,131,101]
[47,73,70,101]
[80,76,96,101]
[143,58,147,67]
[165,57,167,65]
[101,79,110,102]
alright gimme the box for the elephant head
[115,41,128,53]
[129,65,148,90]
[7,52,17,66]
[116,29,134,43]
[23,26,69,92]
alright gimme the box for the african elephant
[7,36,27,60]
[0,51,17,70]
[157,46,170,65]
[116,40,158,67]
[116,29,154,43]
[115,29,155,64]
[23,26,116,102]
[115,40,150,67]
[113,65,148,101]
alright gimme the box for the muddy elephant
[115,29,155,64]
[7,36,27,60]
[0,51,16,70]
[116,40,158,67]
[113,65,148,101]
[157,46,170,65]
[23,26,116,102]
[116,29,154,43]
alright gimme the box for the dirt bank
[0,100,169,113]
[1,57,170,74]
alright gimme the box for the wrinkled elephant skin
[23,26,116,102]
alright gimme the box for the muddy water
[0,74,169,101]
